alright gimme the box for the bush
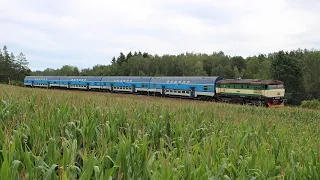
[301,99,320,110]
[9,80,24,87]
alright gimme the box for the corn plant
[0,84,320,179]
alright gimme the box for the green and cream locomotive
[216,79,285,107]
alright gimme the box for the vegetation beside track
[0,85,319,179]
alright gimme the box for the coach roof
[59,76,103,81]
[150,76,223,84]
[101,76,152,82]
[24,76,61,80]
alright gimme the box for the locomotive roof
[216,79,283,85]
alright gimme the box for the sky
[0,0,319,71]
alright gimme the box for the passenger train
[24,76,285,107]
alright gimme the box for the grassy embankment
[0,85,319,179]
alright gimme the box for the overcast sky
[0,0,319,70]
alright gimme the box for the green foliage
[301,100,320,110]
[1,85,320,179]
[302,51,320,100]
[244,56,271,79]
[0,46,31,83]
[9,80,24,87]
[270,51,305,105]
[36,65,80,76]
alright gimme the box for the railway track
[27,86,273,108]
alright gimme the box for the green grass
[0,84,320,179]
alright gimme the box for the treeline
[0,45,31,85]
[32,49,320,105]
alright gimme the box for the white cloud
[0,0,319,70]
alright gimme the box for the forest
[0,46,31,84]
[1,45,319,105]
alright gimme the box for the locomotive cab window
[269,84,284,89]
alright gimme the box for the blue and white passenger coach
[24,76,60,88]
[24,75,224,100]
[100,76,152,93]
[59,76,103,89]
[149,76,223,98]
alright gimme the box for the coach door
[132,84,136,93]
[32,81,34,88]
[190,87,195,98]
[86,83,89,90]
[162,86,166,95]
[47,81,50,89]
[111,83,114,92]
[68,82,71,89]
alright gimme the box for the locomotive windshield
[268,84,284,89]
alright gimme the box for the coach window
[204,86,208,90]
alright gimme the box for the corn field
[0,85,320,179]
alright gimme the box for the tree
[43,68,57,76]
[16,53,29,69]
[0,49,5,82]
[243,56,270,79]
[142,52,149,58]
[0,46,31,83]
[190,60,207,76]
[58,65,80,76]
[270,51,305,104]
[231,56,246,72]
[111,57,116,64]
[126,52,133,61]
[116,52,126,65]
[302,51,320,99]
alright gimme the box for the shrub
[9,80,24,87]
[301,99,320,110]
